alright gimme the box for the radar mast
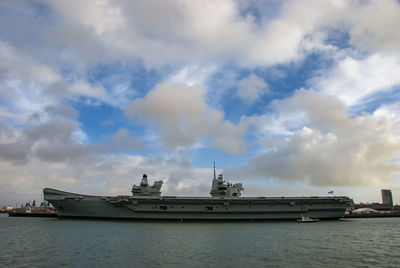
[213,161,216,180]
[209,162,244,198]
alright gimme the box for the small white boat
[297,214,319,222]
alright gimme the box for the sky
[1,0,400,206]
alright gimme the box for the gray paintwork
[44,173,353,220]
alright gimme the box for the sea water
[0,213,399,267]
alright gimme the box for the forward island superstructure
[44,167,353,220]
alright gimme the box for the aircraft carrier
[44,167,353,221]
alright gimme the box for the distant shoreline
[345,213,400,218]
[7,211,57,218]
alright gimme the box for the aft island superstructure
[44,169,353,221]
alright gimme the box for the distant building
[351,208,379,214]
[381,189,393,206]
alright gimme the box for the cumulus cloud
[2,0,399,74]
[25,0,359,69]
[3,1,399,111]
[125,82,247,154]
[311,53,400,106]
[227,90,400,186]
[236,74,269,103]
[44,105,79,119]
[374,101,400,130]
[41,0,254,67]
[348,0,400,53]
[0,153,218,204]
[100,128,145,153]
[0,117,98,165]
[302,0,400,107]
[0,105,215,204]
[1,0,400,206]
[0,41,134,117]
[169,65,217,87]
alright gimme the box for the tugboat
[297,214,319,222]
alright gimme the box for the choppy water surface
[0,214,399,267]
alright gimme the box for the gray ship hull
[44,188,353,220]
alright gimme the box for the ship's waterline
[44,172,353,220]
